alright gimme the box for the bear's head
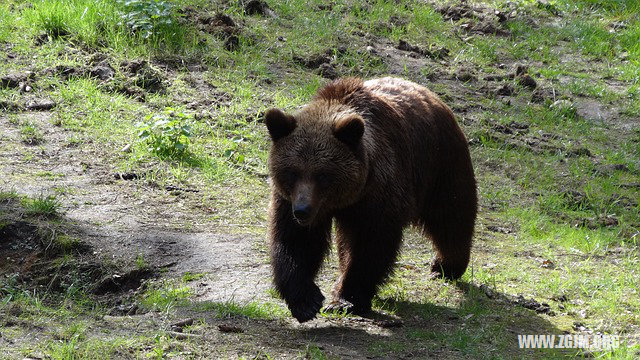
[265,104,369,226]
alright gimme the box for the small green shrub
[23,194,61,216]
[117,0,175,39]
[137,108,193,158]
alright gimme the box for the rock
[575,100,615,122]
[26,99,56,111]
[89,64,115,80]
[0,100,22,111]
[455,69,476,82]
[1,72,34,89]
[218,324,244,333]
[293,53,330,69]
[318,63,338,79]
[224,35,240,51]
[567,147,592,157]
[171,318,195,332]
[244,0,275,17]
[495,84,514,96]
[517,74,537,89]
[114,172,138,180]
[514,64,528,76]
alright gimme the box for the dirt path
[0,110,273,305]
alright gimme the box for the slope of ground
[1,0,639,358]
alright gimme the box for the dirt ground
[1,0,639,358]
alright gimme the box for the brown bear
[265,77,477,322]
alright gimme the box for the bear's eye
[280,168,299,187]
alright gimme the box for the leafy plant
[117,0,175,39]
[137,107,193,158]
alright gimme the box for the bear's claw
[322,298,355,314]
[323,298,372,316]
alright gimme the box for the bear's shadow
[275,281,574,357]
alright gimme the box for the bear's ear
[333,115,365,148]
[265,108,297,141]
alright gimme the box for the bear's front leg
[328,216,404,315]
[269,194,331,322]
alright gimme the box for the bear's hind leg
[422,178,477,280]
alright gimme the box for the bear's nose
[293,203,311,221]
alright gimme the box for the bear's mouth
[293,214,313,227]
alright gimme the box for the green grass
[140,280,193,312]
[21,194,61,216]
[19,0,200,56]
[1,0,640,358]
[193,300,289,320]
[20,122,44,145]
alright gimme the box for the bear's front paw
[288,284,324,323]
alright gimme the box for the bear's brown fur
[265,77,477,322]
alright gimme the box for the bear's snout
[292,182,315,226]
[293,203,311,223]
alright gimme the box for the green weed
[137,107,193,159]
[193,300,288,320]
[22,194,61,216]
[140,280,192,312]
[20,123,44,145]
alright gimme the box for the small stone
[218,324,244,333]
[244,0,275,17]
[121,143,132,153]
[26,99,56,111]
[514,64,528,76]
[90,64,115,80]
[455,69,476,82]
[495,84,514,96]
[224,35,240,51]
[318,63,338,79]
[1,72,34,89]
[0,100,22,111]
[517,74,537,89]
